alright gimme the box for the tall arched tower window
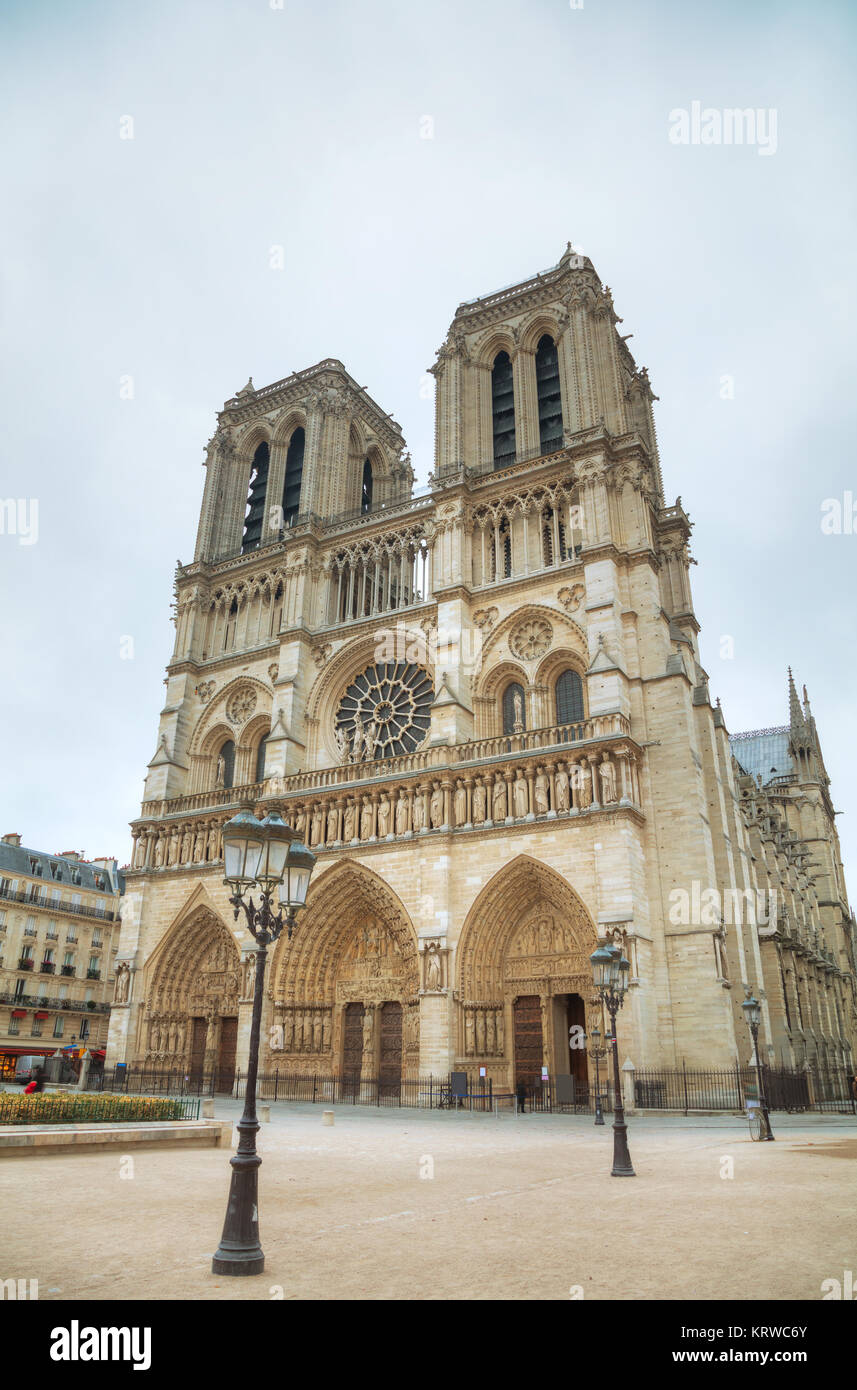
[218,739,236,789]
[282,428,305,527]
[502,682,526,734]
[556,669,584,725]
[254,733,269,784]
[242,443,270,553]
[491,351,515,468]
[361,458,373,513]
[535,335,563,454]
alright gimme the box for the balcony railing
[60,965,75,978]
[18,959,34,971]
[0,880,118,923]
[40,962,56,975]
[86,969,101,980]
[0,990,111,1015]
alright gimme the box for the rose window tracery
[226,686,257,725]
[510,618,552,661]
[336,661,433,761]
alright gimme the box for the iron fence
[93,1063,855,1114]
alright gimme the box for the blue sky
[1,0,855,891]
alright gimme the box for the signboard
[479,1066,486,1078]
[555,1073,575,1104]
[450,1071,468,1098]
[541,1066,549,1081]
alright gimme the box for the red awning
[11,1009,27,1018]
[0,1046,53,1056]
[34,1011,50,1019]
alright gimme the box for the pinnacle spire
[787,667,803,730]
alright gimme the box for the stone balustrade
[129,722,643,872]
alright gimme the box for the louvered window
[556,670,584,724]
[241,442,270,552]
[361,459,373,514]
[219,740,235,789]
[282,428,305,526]
[491,352,515,468]
[536,335,563,454]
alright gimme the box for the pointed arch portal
[268,861,420,1087]
[456,857,599,1092]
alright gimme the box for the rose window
[336,661,433,760]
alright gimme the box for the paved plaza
[2,1103,854,1301]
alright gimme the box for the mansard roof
[0,842,122,894]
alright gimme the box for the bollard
[259,1104,271,1122]
[323,1110,335,1126]
[202,1098,215,1119]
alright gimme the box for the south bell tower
[111,247,854,1091]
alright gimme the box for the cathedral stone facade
[107,246,856,1093]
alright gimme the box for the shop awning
[34,1011,50,1019]
[11,1009,27,1018]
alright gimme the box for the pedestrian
[516,1079,527,1114]
[23,1067,44,1096]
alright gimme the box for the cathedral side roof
[729,727,794,783]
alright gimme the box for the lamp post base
[212,1134,264,1277]
[611,1119,636,1177]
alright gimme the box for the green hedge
[0,1093,199,1125]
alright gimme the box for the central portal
[513,995,544,1091]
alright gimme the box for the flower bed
[0,1093,199,1125]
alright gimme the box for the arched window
[281,428,305,527]
[224,599,238,650]
[491,516,512,580]
[541,507,567,567]
[556,670,584,725]
[502,682,526,734]
[218,740,235,789]
[254,733,269,784]
[535,335,563,454]
[270,582,283,637]
[491,352,515,468]
[242,443,270,553]
[361,458,373,513]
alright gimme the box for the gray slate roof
[729,727,794,784]
[0,842,120,894]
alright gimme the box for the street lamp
[590,941,635,1176]
[741,988,774,1141]
[588,1023,607,1126]
[212,805,316,1276]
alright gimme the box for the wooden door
[342,1002,364,1095]
[378,1002,402,1097]
[217,1016,237,1093]
[513,996,543,1094]
[567,995,588,1095]
[190,1017,207,1077]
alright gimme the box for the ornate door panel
[217,1016,237,1093]
[513,995,543,1092]
[190,1017,207,1076]
[378,1001,402,1097]
[342,1002,364,1093]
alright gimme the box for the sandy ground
[1,1102,854,1301]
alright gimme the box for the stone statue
[363,720,377,761]
[215,755,225,788]
[453,779,467,826]
[485,1012,496,1054]
[413,787,426,832]
[343,800,356,841]
[430,782,444,829]
[472,779,487,824]
[113,963,130,1004]
[207,822,220,861]
[362,1008,374,1052]
[193,827,205,861]
[312,1011,322,1052]
[475,1011,486,1054]
[168,829,180,865]
[377,793,391,838]
[465,1011,475,1055]
[599,754,617,803]
[576,763,592,809]
[334,725,349,764]
[426,945,442,991]
[513,690,524,731]
[555,766,570,812]
[534,768,550,815]
[395,789,410,834]
[493,776,508,822]
[360,796,374,839]
[351,714,364,763]
[283,1010,294,1050]
[327,805,339,842]
[514,772,529,818]
[310,805,324,845]
[295,808,307,838]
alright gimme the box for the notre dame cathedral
[107,245,856,1094]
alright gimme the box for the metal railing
[0,881,118,923]
[0,1093,201,1125]
[0,989,110,1015]
[632,1063,855,1115]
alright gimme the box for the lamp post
[589,942,635,1176]
[588,1024,607,1126]
[211,805,316,1276]
[741,988,774,1141]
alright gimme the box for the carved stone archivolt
[456,856,597,1004]
[139,906,240,1066]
